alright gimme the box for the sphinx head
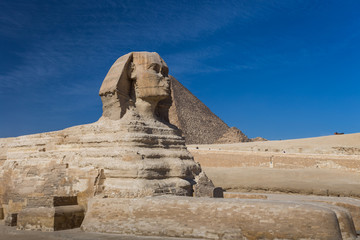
[99,52,171,120]
[131,52,170,102]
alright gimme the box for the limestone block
[308,203,357,240]
[224,192,360,239]
[223,192,268,199]
[193,171,223,198]
[269,193,360,232]
[1,200,25,225]
[17,205,84,231]
[81,196,346,239]
[332,201,360,231]
[4,213,17,227]
[26,196,78,208]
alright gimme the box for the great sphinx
[0,52,215,230]
[94,51,214,198]
[0,52,358,239]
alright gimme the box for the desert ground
[188,133,360,197]
[190,132,360,155]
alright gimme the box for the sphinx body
[95,52,208,198]
[0,52,213,227]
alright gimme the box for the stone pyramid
[168,77,230,144]
[215,126,251,144]
[166,78,267,144]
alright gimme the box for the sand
[189,132,360,155]
[204,167,360,197]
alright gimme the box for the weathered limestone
[81,195,356,240]
[224,192,360,239]
[193,172,223,198]
[0,52,215,230]
[17,205,84,231]
[95,52,213,198]
[16,196,84,231]
[225,192,360,231]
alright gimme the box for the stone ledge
[17,205,84,231]
[81,196,353,239]
[224,192,360,233]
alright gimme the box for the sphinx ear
[99,52,134,120]
[99,52,133,96]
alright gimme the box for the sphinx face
[132,52,170,102]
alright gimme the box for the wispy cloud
[0,0,348,94]
[0,41,74,92]
[0,0,248,93]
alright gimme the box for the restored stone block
[81,196,351,239]
[26,196,78,208]
[4,213,17,227]
[17,205,84,231]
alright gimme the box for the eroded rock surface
[82,196,355,240]
[0,52,215,231]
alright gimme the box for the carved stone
[0,52,215,230]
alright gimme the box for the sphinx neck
[135,98,158,120]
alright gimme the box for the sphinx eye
[148,63,160,72]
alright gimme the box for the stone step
[224,192,360,231]
[17,205,84,231]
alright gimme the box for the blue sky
[1,0,359,140]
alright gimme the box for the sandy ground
[189,133,360,155]
[188,133,360,197]
[204,167,360,197]
[0,222,196,240]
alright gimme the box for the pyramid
[168,77,230,144]
[215,127,251,144]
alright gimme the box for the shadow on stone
[17,196,85,231]
[54,205,85,231]
[213,187,224,198]
[0,207,4,220]
[5,213,17,227]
